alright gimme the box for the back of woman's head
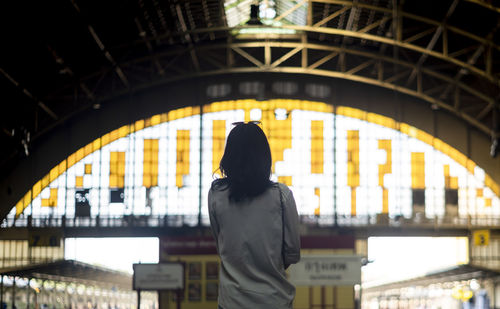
[214,122,272,201]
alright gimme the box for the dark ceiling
[1,0,499,179]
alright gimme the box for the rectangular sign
[133,263,184,291]
[289,255,361,286]
[160,236,218,255]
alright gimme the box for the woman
[208,121,301,309]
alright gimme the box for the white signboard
[289,255,362,286]
[133,263,184,290]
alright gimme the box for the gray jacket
[208,183,301,309]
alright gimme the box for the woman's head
[216,122,272,200]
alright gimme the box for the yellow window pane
[278,176,292,186]
[485,198,492,207]
[118,163,126,175]
[119,125,129,137]
[110,129,119,142]
[476,188,483,197]
[176,174,183,188]
[144,162,151,174]
[42,174,50,187]
[110,164,117,174]
[85,164,92,175]
[150,161,158,175]
[16,200,23,217]
[135,119,145,131]
[382,188,389,214]
[58,160,67,175]
[67,153,76,168]
[151,115,161,126]
[84,143,93,156]
[101,133,110,146]
[75,176,84,188]
[41,199,50,207]
[411,152,425,189]
[49,167,58,182]
[76,148,84,162]
[93,138,101,151]
[311,120,324,174]
[118,178,125,188]
[466,160,476,174]
[176,130,190,188]
[351,188,357,216]
[143,177,151,188]
[450,177,458,190]
[32,181,42,198]
[109,175,117,188]
[443,165,450,177]
[50,188,58,199]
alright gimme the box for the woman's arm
[281,185,301,267]
[208,189,220,253]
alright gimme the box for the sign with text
[289,255,362,286]
[160,236,217,256]
[133,263,184,290]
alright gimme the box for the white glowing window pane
[250,109,262,121]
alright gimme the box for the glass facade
[7,99,500,226]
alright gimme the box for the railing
[3,214,500,230]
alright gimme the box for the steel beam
[164,25,498,87]
[71,0,129,88]
[274,0,308,22]
[0,68,58,120]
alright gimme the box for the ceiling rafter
[165,24,499,87]
[314,0,500,52]
[68,39,496,136]
[313,6,349,28]
[93,40,495,109]
[463,0,500,13]
[86,61,492,136]
[70,0,129,88]
[46,45,96,101]
[134,18,165,76]
[441,19,500,108]
[0,67,58,121]
[201,0,216,40]
[175,4,200,71]
[406,0,460,86]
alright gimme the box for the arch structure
[4,99,499,229]
[2,0,500,190]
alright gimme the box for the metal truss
[72,37,496,136]
[18,0,500,150]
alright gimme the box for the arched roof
[1,0,499,218]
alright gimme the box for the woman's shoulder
[274,182,291,192]
[210,178,229,192]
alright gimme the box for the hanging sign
[289,255,362,286]
[473,230,490,246]
[133,263,184,290]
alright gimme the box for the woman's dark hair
[212,122,273,201]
